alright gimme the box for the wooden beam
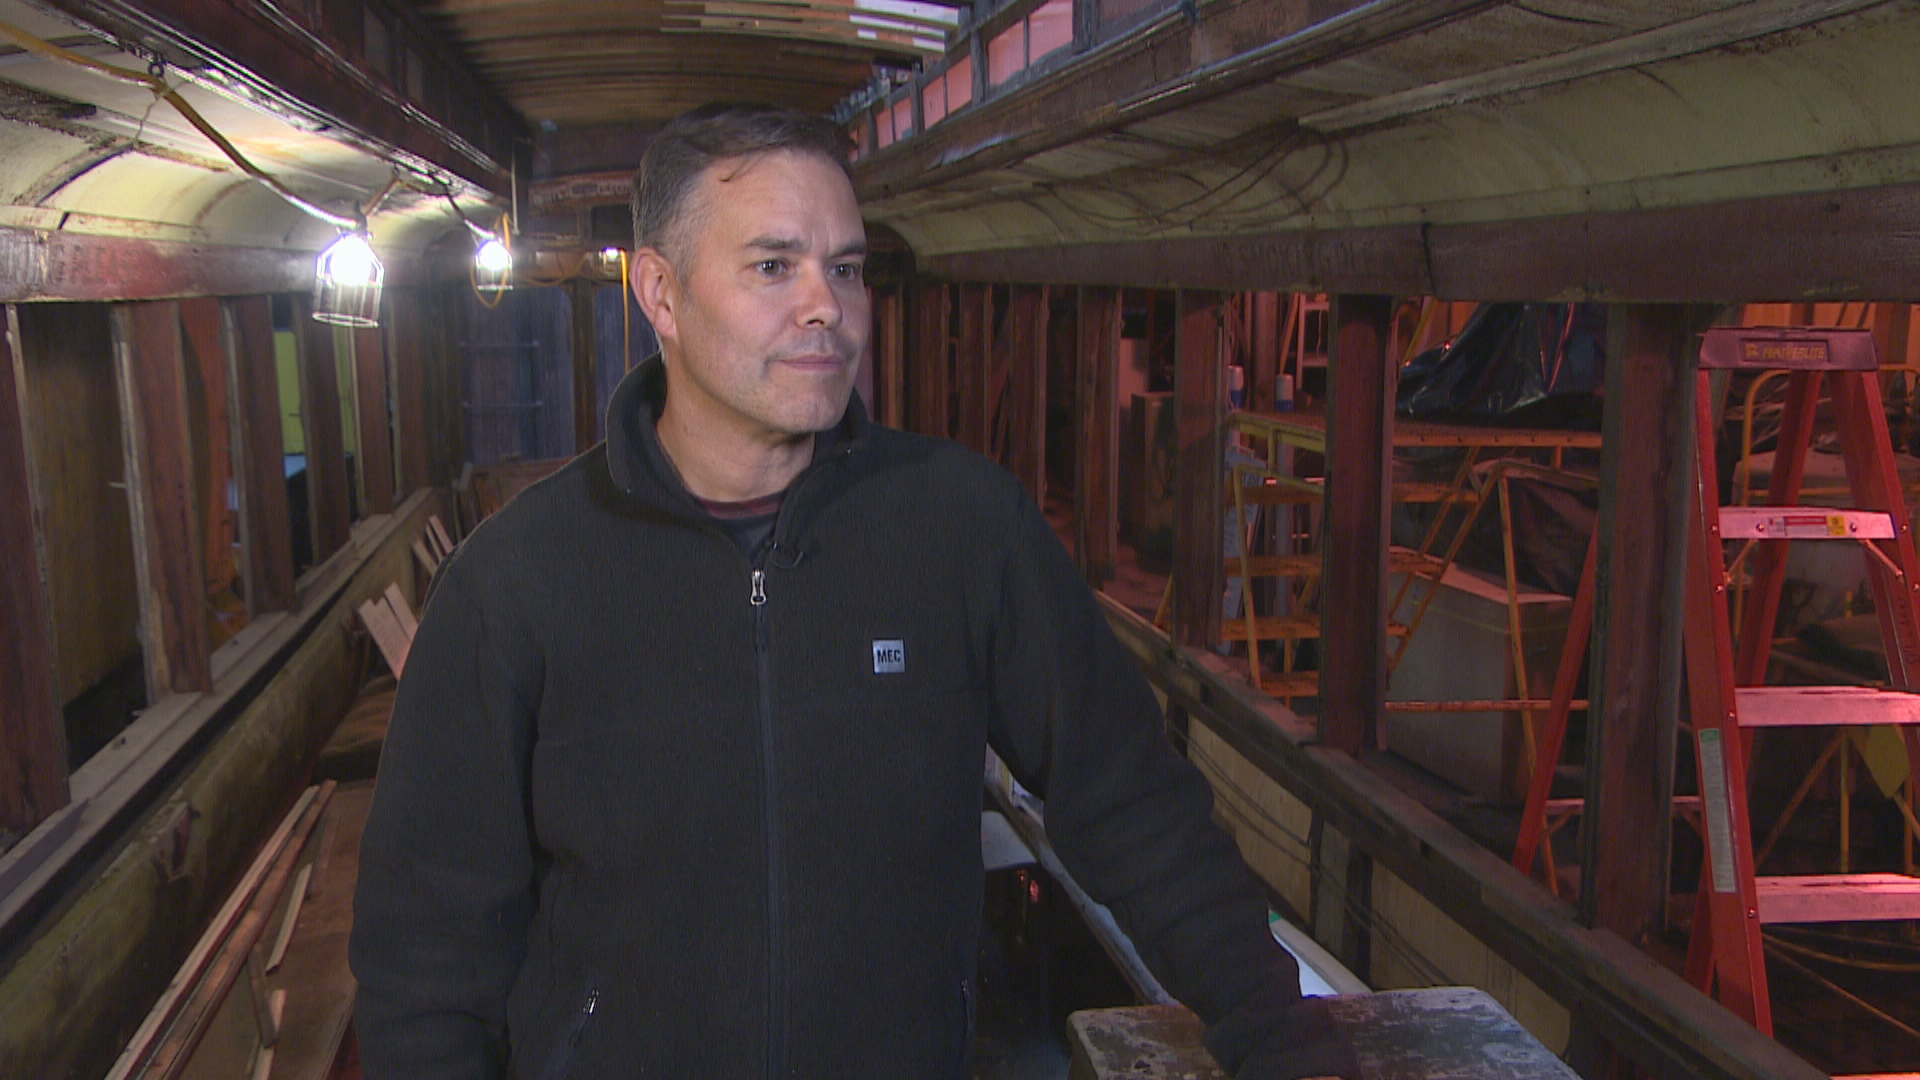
[353,326,396,516]
[1005,285,1048,503]
[1171,289,1225,651]
[956,283,989,453]
[1319,295,1394,754]
[111,302,211,696]
[0,229,318,305]
[920,181,1920,303]
[225,298,296,616]
[294,301,352,566]
[1250,292,1281,414]
[570,280,599,452]
[912,280,950,438]
[1076,286,1121,584]
[1580,305,1713,942]
[874,287,906,428]
[386,291,431,496]
[0,305,68,838]
[178,298,238,616]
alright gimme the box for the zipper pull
[750,569,767,606]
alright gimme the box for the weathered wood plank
[179,298,238,615]
[0,305,69,838]
[1076,286,1120,583]
[111,301,211,696]
[0,229,313,304]
[873,287,905,429]
[295,299,352,565]
[957,283,990,453]
[1250,291,1281,414]
[353,326,396,517]
[226,297,296,615]
[385,291,430,496]
[1319,294,1393,754]
[912,280,950,438]
[1005,284,1048,503]
[1581,305,1711,943]
[1171,289,1225,650]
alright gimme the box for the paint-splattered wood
[352,326,395,516]
[1171,290,1224,650]
[112,301,211,696]
[295,299,352,565]
[1318,295,1393,754]
[226,297,295,615]
[1068,990,1580,1080]
[1075,286,1120,583]
[912,280,950,439]
[0,307,67,838]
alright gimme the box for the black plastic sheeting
[1397,303,1608,429]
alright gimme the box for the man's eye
[831,262,864,281]
[755,260,787,276]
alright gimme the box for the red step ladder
[1683,326,1920,1034]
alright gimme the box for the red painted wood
[295,298,353,564]
[1076,286,1120,583]
[912,281,950,438]
[353,325,396,516]
[1171,290,1225,651]
[1756,874,1920,923]
[113,301,211,696]
[226,297,296,614]
[1318,294,1393,754]
[956,283,989,453]
[0,307,69,836]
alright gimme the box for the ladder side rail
[1829,371,1920,689]
[1684,370,1775,1034]
[1512,530,1598,882]
[1735,370,1823,685]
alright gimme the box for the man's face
[640,150,870,445]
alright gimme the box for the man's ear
[631,248,680,341]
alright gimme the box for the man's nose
[797,265,843,329]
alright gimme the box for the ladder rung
[1717,507,1898,540]
[1226,484,1322,507]
[1226,555,1318,578]
[1220,617,1411,641]
[1257,671,1319,696]
[1755,873,1920,924]
[1733,686,1920,727]
[1539,795,1700,818]
[1385,698,1589,713]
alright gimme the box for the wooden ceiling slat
[663,0,959,34]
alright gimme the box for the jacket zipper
[536,987,599,1080]
[751,557,783,1078]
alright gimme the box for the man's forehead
[692,151,862,245]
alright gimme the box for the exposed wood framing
[957,283,990,453]
[1580,305,1712,942]
[1319,294,1393,754]
[225,297,296,616]
[912,280,950,438]
[387,291,431,496]
[1075,286,1120,583]
[1171,289,1224,650]
[178,299,238,613]
[1004,285,1048,504]
[0,306,68,839]
[295,301,352,565]
[353,325,396,517]
[111,301,211,697]
[0,229,316,305]
[921,180,1920,303]
[874,287,906,428]
[570,279,599,452]
[1099,597,1828,1080]
[1250,292,1280,414]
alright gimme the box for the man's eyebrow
[743,236,868,259]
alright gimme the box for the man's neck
[654,406,816,503]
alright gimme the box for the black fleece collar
[603,353,870,515]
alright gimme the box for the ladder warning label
[1698,730,1738,895]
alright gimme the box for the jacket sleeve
[350,555,543,1080]
[983,488,1355,1080]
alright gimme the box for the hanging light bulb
[474,232,514,294]
[313,231,385,327]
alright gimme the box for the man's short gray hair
[630,103,852,269]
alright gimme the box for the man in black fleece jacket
[350,103,1354,1080]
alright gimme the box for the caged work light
[313,231,386,327]
[473,231,514,295]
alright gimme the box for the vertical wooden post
[111,301,212,697]
[1581,304,1710,943]
[1005,285,1048,503]
[295,299,352,563]
[178,298,237,605]
[1076,286,1121,584]
[1250,292,1281,413]
[957,283,989,453]
[1172,289,1225,650]
[875,287,906,428]
[913,280,950,439]
[0,305,68,836]
[387,291,430,495]
[570,279,599,452]
[354,325,396,515]
[1320,294,1394,754]
[225,297,295,615]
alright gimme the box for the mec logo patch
[872,639,906,674]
